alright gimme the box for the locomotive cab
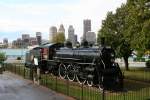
[99,47,123,90]
[40,43,64,73]
[25,47,41,68]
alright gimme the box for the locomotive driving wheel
[67,64,75,81]
[76,65,86,84]
[76,74,86,84]
[59,63,67,79]
[98,76,104,91]
[87,74,94,87]
[87,80,93,87]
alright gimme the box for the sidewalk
[0,72,75,100]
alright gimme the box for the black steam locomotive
[25,42,123,90]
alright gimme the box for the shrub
[146,60,150,68]
[0,52,6,62]
[17,57,21,60]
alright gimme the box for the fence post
[102,88,105,100]
[30,67,33,81]
[81,82,83,100]
[15,64,16,74]
[55,76,58,91]
[67,78,69,96]
[24,66,26,78]
[45,73,48,86]
[19,64,20,75]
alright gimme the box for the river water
[0,49,28,60]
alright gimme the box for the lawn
[121,67,150,82]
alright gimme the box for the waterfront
[0,49,28,60]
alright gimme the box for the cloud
[0,0,126,41]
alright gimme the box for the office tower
[86,31,96,45]
[29,37,37,46]
[68,25,75,46]
[22,34,30,41]
[3,38,8,48]
[58,24,65,33]
[36,32,42,45]
[22,34,30,47]
[50,26,57,42]
[74,34,78,45]
[83,19,91,40]
[3,38,8,44]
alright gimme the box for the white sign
[34,58,38,65]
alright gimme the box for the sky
[0,0,126,42]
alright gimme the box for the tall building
[58,24,65,33]
[86,31,96,45]
[29,37,37,46]
[83,19,91,40]
[12,38,24,48]
[3,38,8,44]
[22,34,30,47]
[68,25,75,46]
[50,26,57,42]
[74,34,78,44]
[22,34,30,40]
[36,32,42,45]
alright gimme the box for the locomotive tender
[25,42,123,90]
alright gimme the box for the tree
[51,32,66,43]
[97,0,150,70]
[0,52,6,62]
[57,32,66,43]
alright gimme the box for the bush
[16,57,21,60]
[146,60,150,68]
[0,52,6,62]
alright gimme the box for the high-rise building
[86,31,96,45]
[22,34,30,40]
[3,38,8,48]
[22,34,30,47]
[3,38,8,44]
[12,38,24,48]
[74,35,78,44]
[68,25,75,46]
[36,32,42,45]
[83,19,91,40]
[58,24,65,33]
[29,37,37,46]
[50,26,57,42]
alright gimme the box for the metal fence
[2,63,150,100]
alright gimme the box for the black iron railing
[2,63,150,100]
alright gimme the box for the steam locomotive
[25,42,123,90]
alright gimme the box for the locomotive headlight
[110,53,115,63]
[111,53,115,58]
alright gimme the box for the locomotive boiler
[25,42,123,90]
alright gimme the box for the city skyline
[0,0,126,42]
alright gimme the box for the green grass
[106,80,150,100]
[121,67,150,82]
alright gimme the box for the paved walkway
[0,72,74,100]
